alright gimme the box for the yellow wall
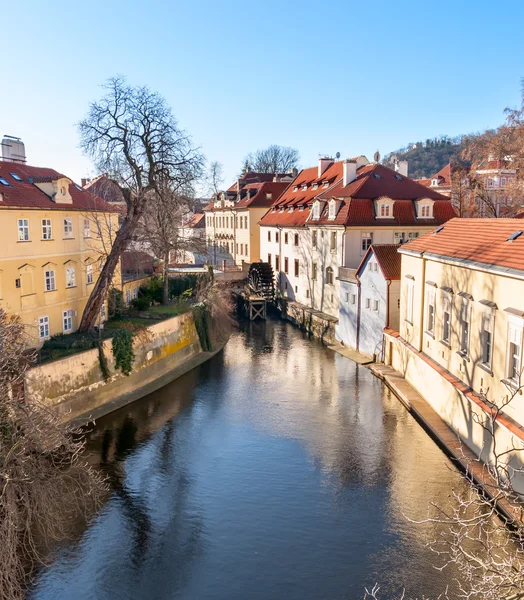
[0,208,119,347]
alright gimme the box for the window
[345,292,349,302]
[84,219,91,238]
[268,231,271,242]
[100,303,106,319]
[294,259,299,277]
[408,232,419,240]
[63,310,73,332]
[426,286,435,334]
[406,278,414,323]
[38,316,49,339]
[126,289,131,304]
[313,202,320,220]
[306,289,310,299]
[245,244,248,256]
[276,232,279,243]
[65,266,76,288]
[442,294,451,343]
[328,201,336,220]
[350,293,356,305]
[361,232,373,253]
[86,264,93,284]
[330,231,336,251]
[18,218,29,241]
[394,231,405,244]
[45,270,56,292]
[41,218,52,240]
[507,322,523,383]
[268,253,272,265]
[380,203,391,217]
[244,216,248,228]
[373,300,379,312]
[326,266,333,285]
[481,310,494,369]
[312,262,317,280]
[284,257,289,274]
[285,233,289,244]
[365,298,371,309]
[312,230,317,248]
[418,203,433,218]
[63,218,73,238]
[275,255,280,271]
[10,172,22,182]
[459,299,470,355]
[294,234,299,246]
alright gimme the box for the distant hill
[382,136,467,179]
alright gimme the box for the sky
[1,0,524,190]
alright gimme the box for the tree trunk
[78,217,136,332]
[162,252,169,305]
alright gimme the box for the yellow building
[384,218,524,492]
[0,160,120,347]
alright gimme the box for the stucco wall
[25,311,204,422]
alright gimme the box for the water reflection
[33,319,471,600]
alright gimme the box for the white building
[337,244,400,359]
[177,213,206,264]
[259,156,456,321]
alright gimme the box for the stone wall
[284,301,337,343]
[25,312,212,423]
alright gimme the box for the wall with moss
[24,312,215,423]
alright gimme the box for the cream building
[384,218,524,492]
[0,153,119,347]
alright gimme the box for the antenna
[335,151,341,160]
[374,150,381,163]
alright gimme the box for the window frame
[405,277,414,324]
[294,259,299,278]
[326,266,334,285]
[441,293,452,344]
[63,217,73,239]
[506,320,523,385]
[62,309,73,333]
[18,218,30,242]
[361,232,373,253]
[481,309,495,370]
[459,298,471,356]
[426,285,436,335]
[44,269,56,292]
[65,266,76,288]
[86,264,94,285]
[38,316,50,340]
[41,218,52,240]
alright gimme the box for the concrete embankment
[25,312,225,424]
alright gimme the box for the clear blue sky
[2,0,523,188]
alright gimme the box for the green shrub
[108,288,125,320]
[168,275,198,298]
[139,277,163,303]
[131,296,150,311]
[112,329,134,375]
[193,304,212,352]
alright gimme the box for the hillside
[382,136,467,179]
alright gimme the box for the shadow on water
[32,319,480,600]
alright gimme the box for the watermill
[245,262,274,320]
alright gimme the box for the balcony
[338,267,357,282]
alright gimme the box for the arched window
[326,266,334,285]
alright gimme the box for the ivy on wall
[112,329,135,375]
[193,305,212,352]
[97,340,110,381]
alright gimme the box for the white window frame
[84,218,91,238]
[312,201,321,220]
[406,278,414,324]
[394,231,405,244]
[86,264,93,285]
[45,269,56,292]
[330,231,337,251]
[442,293,452,344]
[65,266,76,288]
[459,298,471,356]
[63,309,73,332]
[426,286,436,334]
[361,232,373,253]
[18,218,29,241]
[38,316,50,340]
[365,297,371,309]
[506,320,523,385]
[326,266,334,285]
[63,217,73,239]
[373,299,379,312]
[350,293,356,305]
[481,309,495,370]
[42,218,52,240]
[328,200,337,220]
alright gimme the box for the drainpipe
[356,277,362,352]
[278,225,283,295]
[386,279,391,328]
[417,256,427,352]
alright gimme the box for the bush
[130,296,150,311]
[108,288,125,320]
[112,329,134,375]
[168,274,198,298]
[138,277,163,303]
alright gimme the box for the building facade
[204,170,291,267]
[384,218,524,492]
[0,160,119,346]
[259,156,456,320]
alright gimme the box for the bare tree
[77,76,204,331]
[206,161,224,197]
[243,145,299,174]
[0,311,106,599]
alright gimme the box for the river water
[32,319,468,600]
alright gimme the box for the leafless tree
[0,310,106,600]
[77,76,204,331]
[206,161,224,197]
[243,145,299,174]
[139,185,206,303]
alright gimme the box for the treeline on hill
[382,136,469,179]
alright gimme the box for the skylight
[74,184,83,191]
[10,172,22,182]
[373,173,381,179]
[507,230,523,241]
[0,177,10,186]
[433,226,444,234]
[395,174,402,180]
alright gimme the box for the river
[32,319,468,600]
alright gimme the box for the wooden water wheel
[248,262,274,299]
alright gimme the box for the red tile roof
[358,244,401,280]
[185,212,205,228]
[0,162,118,212]
[400,217,524,273]
[226,172,276,193]
[260,161,454,228]
[84,173,126,204]
[234,181,289,209]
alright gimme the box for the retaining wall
[25,312,212,423]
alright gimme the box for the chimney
[1,135,26,163]
[343,159,357,186]
[318,157,332,177]
[81,178,88,188]
[395,160,408,177]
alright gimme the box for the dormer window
[280,206,285,213]
[376,197,394,219]
[312,201,321,220]
[301,184,308,191]
[312,183,319,190]
[289,206,294,213]
[431,179,438,186]
[417,198,435,219]
[323,181,329,188]
[60,186,66,196]
[293,186,298,192]
[299,205,305,211]
[328,200,338,220]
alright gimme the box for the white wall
[337,280,358,349]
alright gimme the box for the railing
[338,267,357,281]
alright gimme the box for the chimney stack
[395,160,408,178]
[1,135,26,163]
[318,157,332,177]
[343,159,357,186]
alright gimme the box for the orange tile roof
[185,212,205,228]
[0,162,118,212]
[234,181,289,209]
[400,218,524,273]
[362,244,401,280]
